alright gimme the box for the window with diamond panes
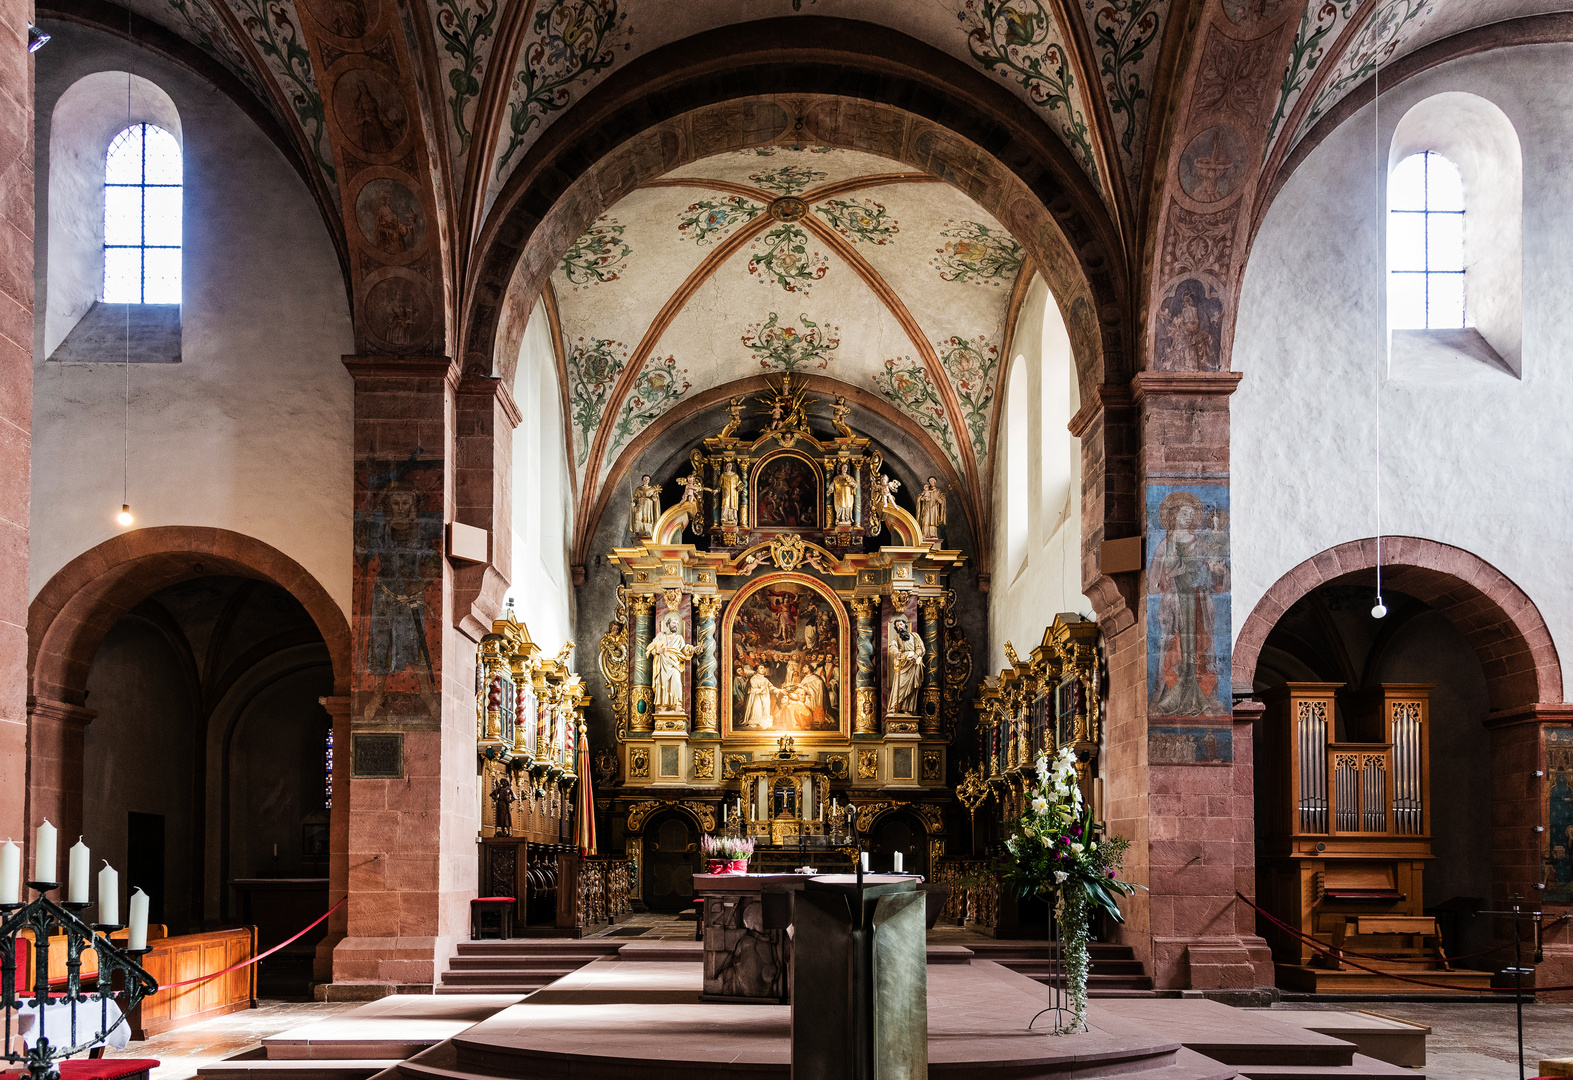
[1388,151,1465,330]
[103,123,182,304]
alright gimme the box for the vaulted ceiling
[550,143,1026,544]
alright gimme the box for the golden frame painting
[722,572,850,740]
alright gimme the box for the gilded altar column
[851,598,878,736]
[920,597,943,737]
[693,595,721,735]
[630,595,654,733]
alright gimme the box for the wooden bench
[1328,915,1449,970]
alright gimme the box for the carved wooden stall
[475,610,629,933]
[1256,681,1491,992]
[597,386,973,901]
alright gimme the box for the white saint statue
[917,476,946,542]
[886,616,925,715]
[743,665,775,729]
[646,615,697,712]
[630,475,661,538]
[831,461,857,526]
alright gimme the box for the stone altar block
[694,873,804,1003]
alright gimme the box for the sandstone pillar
[314,694,350,984]
[23,699,94,879]
[0,2,34,846]
[332,355,476,994]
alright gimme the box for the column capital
[456,372,523,428]
[318,694,352,720]
[26,696,97,728]
[1130,371,1243,405]
[342,354,460,387]
[1068,383,1135,438]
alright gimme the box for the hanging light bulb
[1371,597,1387,620]
[117,504,134,528]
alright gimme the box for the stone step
[1231,1052,1418,1079]
[439,969,577,986]
[1005,957,1149,975]
[434,985,541,996]
[454,940,622,953]
[200,1060,403,1080]
[446,956,608,970]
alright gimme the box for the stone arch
[29,526,352,706]
[465,19,1129,407]
[1233,537,1561,713]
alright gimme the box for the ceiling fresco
[549,144,1028,538]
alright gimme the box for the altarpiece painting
[723,574,848,738]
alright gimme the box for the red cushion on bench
[471,897,514,904]
[2,1060,161,1080]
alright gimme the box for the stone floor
[106,1002,358,1080]
[1269,1000,1573,1079]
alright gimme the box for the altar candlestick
[128,889,150,950]
[35,821,57,884]
[68,838,91,903]
[893,851,903,873]
[860,851,870,872]
[0,840,18,904]
[98,862,119,925]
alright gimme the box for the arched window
[1005,352,1028,581]
[103,123,182,304]
[1388,151,1464,330]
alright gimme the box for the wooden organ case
[1256,682,1489,992]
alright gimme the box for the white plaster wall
[1233,43,1573,680]
[504,298,575,655]
[30,23,354,616]
[989,274,1089,673]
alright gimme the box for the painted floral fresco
[741,313,840,373]
[1085,0,1164,173]
[814,198,899,245]
[959,0,1098,183]
[561,217,631,289]
[749,163,829,196]
[678,196,763,245]
[227,0,336,186]
[932,220,1025,285]
[565,336,629,466]
[872,357,960,467]
[1290,0,1438,146]
[434,0,498,155]
[608,353,691,455]
[747,224,829,292]
[937,334,1000,460]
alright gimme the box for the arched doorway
[868,810,929,880]
[642,810,700,913]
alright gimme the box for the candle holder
[2,892,158,1080]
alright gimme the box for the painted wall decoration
[1547,725,1573,903]
[936,334,1000,461]
[1154,278,1223,372]
[230,0,337,185]
[678,195,763,245]
[1291,0,1438,147]
[932,220,1025,285]
[747,223,829,292]
[749,163,829,195]
[1222,0,1292,26]
[355,179,424,255]
[959,0,1098,184]
[741,312,840,373]
[566,336,630,466]
[814,198,899,245]
[354,453,445,722]
[753,453,821,529]
[332,68,408,156]
[608,353,690,455]
[872,356,960,467]
[166,0,269,100]
[1265,0,1358,154]
[496,0,630,177]
[1146,484,1231,721]
[433,0,498,156]
[561,216,631,289]
[1178,126,1248,203]
[1084,0,1164,172]
[1149,725,1232,764]
[723,574,849,738]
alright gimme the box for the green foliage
[565,337,628,466]
[937,335,1000,459]
[814,198,899,245]
[436,0,499,153]
[609,354,690,453]
[560,218,631,289]
[748,163,829,196]
[1265,1,1357,154]
[677,196,763,245]
[871,357,958,465]
[1092,0,1162,159]
[741,312,840,373]
[747,224,829,293]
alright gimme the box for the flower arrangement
[1002,747,1139,1034]
[701,834,755,873]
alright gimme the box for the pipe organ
[1256,682,1490,992]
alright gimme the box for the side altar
[597,380,974,894]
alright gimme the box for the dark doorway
[869,811,928,880]
[642,812,699,913]
[127,812,166,924]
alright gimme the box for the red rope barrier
[153,897,345,991]
[1234,892,1573,994]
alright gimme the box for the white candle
[98,863,118,925]
[893,851,903,873]
[0,841,18,904]
[127,889,150,950]
[860,851,870,872]
[34,821,56,885]
[68,838,90,903]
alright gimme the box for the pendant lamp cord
[1373,60,1384,612]
[124,45,131,512]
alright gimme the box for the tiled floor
[1271,1000,1573,1079]
[102,1002,357,1080]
